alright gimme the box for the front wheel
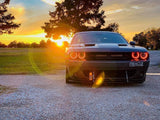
[66,68,71,84]
[137,74,146,84]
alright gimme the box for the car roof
[75,31,119,35]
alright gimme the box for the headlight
[78,52,86,60]
[69,52,78,60]
[140,52,149,60]
[69,52,86,60]
[132,52,140,59]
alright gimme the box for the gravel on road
[0,51,160,120]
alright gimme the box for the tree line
[0,40,68,48]
[133,28,160,50]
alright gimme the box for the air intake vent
[118,44,128,46]
[85,44,95,47]
[86,52,131,61]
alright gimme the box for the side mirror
[130,41,136,46]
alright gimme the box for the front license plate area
[129,61,144,67]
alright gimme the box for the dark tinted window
[71,32,128,44]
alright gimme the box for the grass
[0,48,65,75]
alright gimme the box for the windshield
[71,32,128,44]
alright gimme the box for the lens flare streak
[92,72,105,88]
[144,101,150,107]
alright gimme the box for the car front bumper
[66,60,150,83]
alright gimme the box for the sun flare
[56,41,63,46]
[51,33,73,47]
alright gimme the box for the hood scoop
[118,44,128,46]
[85,44,95,47]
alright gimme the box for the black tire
[66,78,70,84]
[66,68,71,84]
[137,74,146,84]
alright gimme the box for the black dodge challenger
[66,31,150,84]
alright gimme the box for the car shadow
[69,82,145,88]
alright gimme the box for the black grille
[86,52,131,61]
[82,70,137,82]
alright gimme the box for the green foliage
[0,0,20,35]
[42,0,119,39]
[133,28,160,50]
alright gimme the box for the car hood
[68,43,147,52]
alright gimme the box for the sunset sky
[1,0,160,44]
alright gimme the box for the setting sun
[50,33,73,47]
[56,41,63,47]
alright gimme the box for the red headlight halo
[70,52,78,60]
[140,52,149,60]
[132,52,140,59]
[78,52,86,60]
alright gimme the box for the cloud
[8,4,26,22]
[131,6,142,9]
[106,5,141,15]
[129,0,160,7]
[41,0,62,6]
[102,1,160,40]
[107,9,124,15]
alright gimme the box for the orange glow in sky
[51,33,73,47]
[1,0,160,45]
[56,41,63,47]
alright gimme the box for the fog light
[89,72,93,81]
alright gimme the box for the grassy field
[0,48,65,75]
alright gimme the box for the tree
[156,28,160,49]
[133,28,160,50]
[102,23,119,33]
[8,40,17,48]
[39,40,47,48]
[0,42,7,47]
[42,0,119,40]
[24,43,31,48]
[0,0,20,35]
[46,39,52,47]
[146,29,160,50]
[31,42,39,48]
[17,42,27,48]
[133,32,147,47]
